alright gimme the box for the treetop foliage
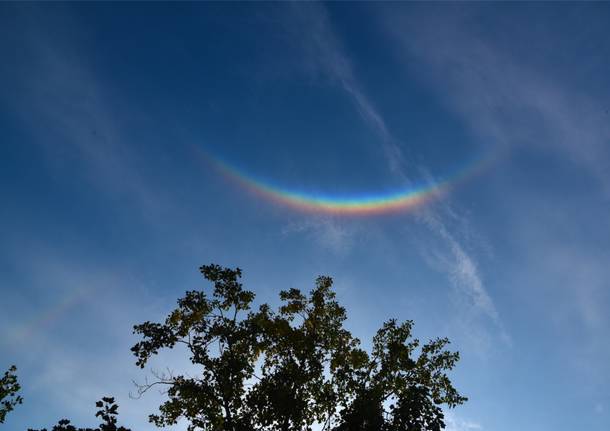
[0,365,22,424]
[131,264,467,431]
[28,397,131,431]
[8,263,467,431]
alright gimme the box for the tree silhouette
[336,320,466,430]
[245,277,361,431]
[0,365,22,423]
[132,264,467,431]
[131,264,262,431]
[28,397,131,431]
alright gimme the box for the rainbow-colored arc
[204,152,479,216]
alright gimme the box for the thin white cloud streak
[383,4,610,382]
[286,3,501,328]
[286,2,405,174]
[445,410,483,431]
[420,211,498,322]
[383,5,610,344]
[282,217,355,255]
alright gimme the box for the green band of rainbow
[199,147,493,216]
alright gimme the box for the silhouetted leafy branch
[28,397,131,431]
[0,365,22,424]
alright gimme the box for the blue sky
[1,2,610,430]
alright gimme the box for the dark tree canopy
[245,276,361,431]
[132,264,262,430]
[0,365,22,424]
[132,264,467,431]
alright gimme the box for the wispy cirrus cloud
[420,210,498,323]
[386,8,610,194]
[283,3,502,334]
[4,13,173,225]
[445,410,483,431]
[281,217,356,255]
[284,2,405,174]
[384,4,610,344]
